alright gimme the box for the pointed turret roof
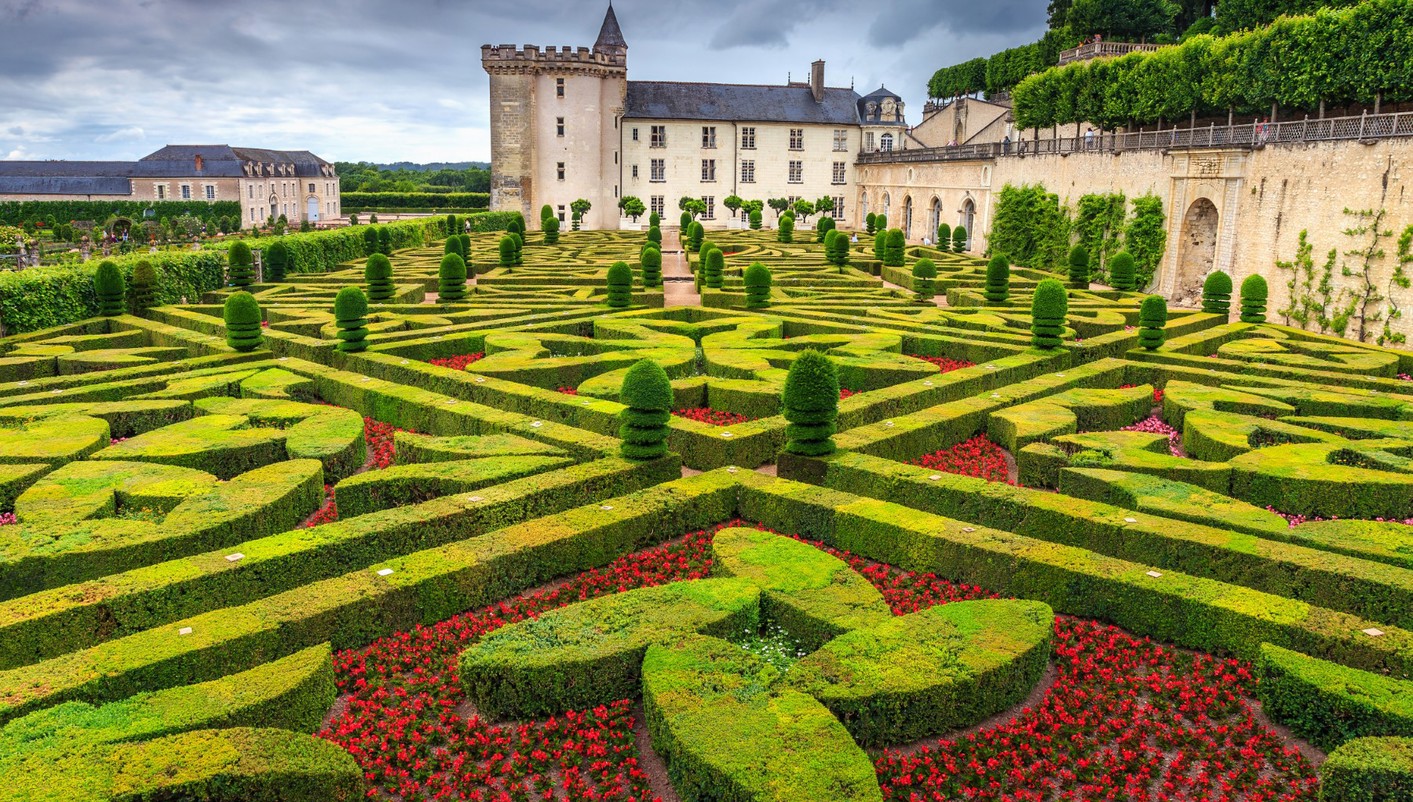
[594,3,626,51]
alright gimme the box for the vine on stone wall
[1274,230,1337,334]
[1123,194,1167,290]
[1074,193,1127,282]
[986,184,1072,270]
[1336,208,1391,343]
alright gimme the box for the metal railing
[856,111,1413,165]
[1058,41,1162,65]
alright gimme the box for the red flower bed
[428,352,486,371]
[909,434,1012,483]
[907,354,977,374]
[1120,383,1166,404]
[557,386,579,396]
[1123,414,1182,457]
[673,407,754,426]
[300,417,400,529]
[840,388,858,400]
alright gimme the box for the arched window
[882,193,891,219]
[861,193,869,218]
[880,133,894,152]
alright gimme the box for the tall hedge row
[341,192,490,210]
[0,200,241,227]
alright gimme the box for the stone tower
[481,5,627,230]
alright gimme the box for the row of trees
[335,162,491,194]
[614,195,835,224]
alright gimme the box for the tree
[778,215,794,244]
[618,359,673,461]
[228,241,255,288]
[571,198,592,231]
[438,253,468,303]
[793,199,815,222]
[619,196,646,221]
[366,253,395,301]
[884,229,906,266]
[782,350,840,456]
[985,255,1010,304]
[704,247,725,289]
[815,197,836,215]
[744,262,772,309]
[749,209,763,230]
[499,235,516,268]
[129,260,157,315]
[543,216,560,245]
[223,291,263,352]
[1031,279,1069,349]
[94,260,125,316]
[334,287,370,353]
[768,198,791,218]
[377,226,392,256]
[1068,245,1090,289]
[1067,0,1179,40]
[362,226,379,256]
[265,240,290,282]
[1108,251,1136,291]
[912,258,938,303]
[1240,275,1268,323]
[606,261,634,308]
[1202,271,1233,316]
[937,223,951,251]
[866,213,878,235]
[444,237,460,258]
[641,245,663,288]
[1138,295,1168,349]
[679,197,707,219]
[951,226,968,253]
[724,195,743,218]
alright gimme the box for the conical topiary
[618,358,673,461]
[265,240,290,282]
[744,262,772,309]
[884,229,905,266]
[499,235,516,268]
[94,260,125,316]
[912,258,938,303]
[227,241,254,288]
[438,253,467,303]
[1138,294,1168,350]
[1109,251,1136,291]
[951,225,968,253]
[543,216,560,245]
[365,253,394,301]
[1031,278,1069,350]
[334,286,370,353]
[641,246,662,288]
[540,204,554,225]
[1203,271,1233,316]
[782,350,840,456]
[778,214,794,244]
[1240,275,1267,323]
[1067,245,1089,289]
[984,255,1010,304]
[704,248,725,289]
[606,261,633,308]
[129,260,157,315]
[362,226,379,256]
[937,223,951,250]
[223,291,263,352]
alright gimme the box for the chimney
[194,154,204,172]
[811,60,825,103]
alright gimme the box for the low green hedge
[1319,737,1413,802]
[392,431,565,463]
[1259,644,1413,751]
[334,455,572,518]
[342,192,489,210]
[0,200,242,227]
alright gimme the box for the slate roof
[594,4,626,50]
[0,145,333,196]
[0,161,135,196]
[137,146,331,178]
[624,81,863,125]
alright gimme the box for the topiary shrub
[1108,251,1136,291]
[782,350,840,456]
[446,214,458,236]
[649,212,661,228]
[334,286,370,353]
[1031,278,1068,350]
[540,204,554,225]
[438,253,468,303]
[444,238,460,257]
[606,261,633,308]
[542,216,560,245]
[912,258,937,303]
[824,229,845,267]
[497,235,515,269]
[883,229,905,266]
[641,246,662,288]
[749,209,762,230]
[618,358,673,461]
[129,260,157,315]
[680,211,692,230]
[689,221,705,253]
[704,248,725,289]
[1067,245,1089,289]
[1240,274,1267,323]
[866,213,877,235]
[815,216,835,243]
[985,255,1010,304]
[778,215,794,244]
[365,253,394,301]
[1138,295,1168,350]
[873,231,887,261]
[744,262,772,309]
[648,226,662,247]
[1202,271,1233,316]
[264,240,289,282]
[876,214,888,231]
[93,260,125,316]
[951,225,968,253]
[457,234,471,260]
[223,291,263,352]
[362,226,379,256]
[227,241,254,288]
[512,232,524,265]
[937,223,951,250]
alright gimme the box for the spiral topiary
[334,286,370,353]
[264,240,290,283]
[437,253,468,303]
[1203,271,1233,316]
[704,248,725,289]
[378,225,394,254]
[618,358,673,461]
[749,209,762,230]
[778,215,794,244]
[1138,294,1168,350]
[362,226,379,256]
[648,226,662,247]
[223,291,263,352]
[984,255,1010,304]
[744,262,772,309]
[1067,245,1089,289]
[951,225,968,253]
[1108,251,1136,291]
[884,229,906,266]
[1240,275,1268,323]
[641,246,662,288]
[365,253,394,301]
[782,350,840,456]
[227,241,254,288]
[606,261,634,308]
[689,221,705,253]
[912,258,938,303]
[93,260,125,316]
[1031,278,1069,350]
[129,260,157,315]
[937,223,951,250]
[512,232,524,265]
[866,213,877,235]
[543,216,560,245]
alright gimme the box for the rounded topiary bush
[749,209,762,230]
[94,260,125,316]
[744,262,772,309]
[884,229,905,267]
[540,204,554,225]
[362,226,379,256]
[1067,245,1089,289]
[778,215,794,244]
[129,260,157,315]
[689,221,705,253]
[227,241,254,288]
[512,232,524,265]
[649,212,661,228]
[1031,278,1069,350]
[446,214,458,236]
[873,231,887,261]
[866,213,878,235]
[876,214,888,231]
[499,235,516,268]
[1203,271,1233,316]
[951,225,968,253]
[606,261,634,308]
[680,211,692,230]
[1138,294,1168,350]
[365,253,394,301]
[543,216,560,245]
[1240,274,1268,323]
[704,248,725,289]
[444,237,460,257]
[334,286,370,353]
[985,255,1010,304]
[223,291,263,352]
[648,226,662,247]
[782,350,840,456]
[912,258,938,303]
[641,246,662,288]
[438,253,468,303]
[937,223,951,250]
[815,216,835,243]
[377,226,392,256]
[265,240,290,282]
[825,229,848,268]
[618,358,673,461]
[1109,251,1136,292]
[458,234,471,260]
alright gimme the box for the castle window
[632,164,639,179]
[155,184,166,200]
[833,129,849,151]
[832,162,846,185]
[180,184,191,199]
[249,184,254,199]
[865,132,876,152]
[632,127,639,142]
[650,159,665,182]
[650,195,665,217]
[557,162,565,181]
[650,125,666,147]
[789,129,804,150]
[701,196,715,220]
[702,126,716,149]
[741,127,756,149]
[880,133,894,152]
[205,185,215,200]
[701,159,716,183]
[557,118,565,137]
[833,196,846,218]
[558,204,566,222]
[788,161,803,184]
[556,78,565,98]
[740,160,755,184]
[309,183,316,193]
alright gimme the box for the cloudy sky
[0,0,1046,164]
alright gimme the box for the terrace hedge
[1259,644,1413,751]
